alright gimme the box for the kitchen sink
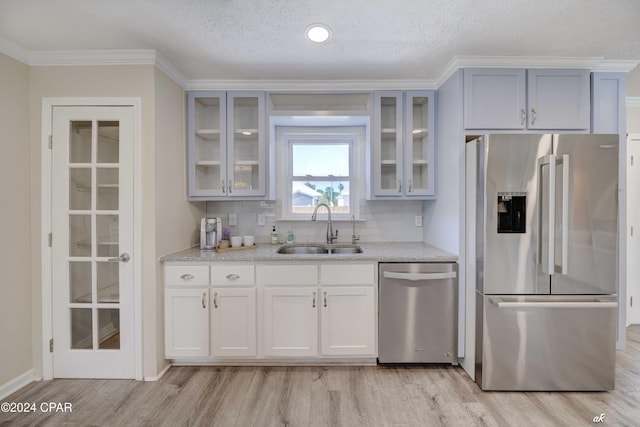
[276,245,329,254]
[276,243,363,255]
[329,244,363,254]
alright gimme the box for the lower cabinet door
[165,289,209,358]
[211,287,257,357]
[263,287,318,357]
[320,287,376,356]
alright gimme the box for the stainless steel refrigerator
[470,134,618,391]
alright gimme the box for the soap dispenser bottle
[271,225,278,245]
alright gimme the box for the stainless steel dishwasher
[378,263,457,364]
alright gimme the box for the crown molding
[628,97,640,109]
[186,79,438,91]
[26,49,188,88]
[2,40,638,92]
[436,55,640,86]
[0,36,30,64]
[29,49,158,66]
[154,52,188,88]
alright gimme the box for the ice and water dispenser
[497,192,526,233]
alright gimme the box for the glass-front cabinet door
[188,91,227,198]
[404,91,435,198]
[187,91,266,199]
[373,91,404,196]
[227,92,266,197]
[370,91,435,199]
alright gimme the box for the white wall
[0,53,32,387]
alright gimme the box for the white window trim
[276,126,365,221]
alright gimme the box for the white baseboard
[144,362,171,382]
[0,370,36,401]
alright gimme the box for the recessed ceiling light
[306,24,331,43]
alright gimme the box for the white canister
[230,236,243,247]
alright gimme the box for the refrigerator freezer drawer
[476,294,617,391]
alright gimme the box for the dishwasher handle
[383,271,457,281]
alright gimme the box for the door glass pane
[98,309,120,350]
[194,97,223,192]
[96,215,118,257]
[69,214,91,257]
[411,96,429,191]
[69,261,92,303]
[96,168,119,210]
[69,168,92,210]
[69,121,92,163]
[97,121,119,164]
[232,97,259,191]
[70,308,93,349]
[380,97,398,191]
[97,261,119,303]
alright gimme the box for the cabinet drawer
[257,264,318,286]
[165,265,210,286]
[320,264,375,285]
[211,264,255,286]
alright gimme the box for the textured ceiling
[1,0,639,80]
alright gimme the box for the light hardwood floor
[2,326,639,427]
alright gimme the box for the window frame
[277,127,363,221]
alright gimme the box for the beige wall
[28,65,166,379]
[0,54,32,385]
[628,66,640,134]
[627,66,640,97]
[152,69,203,374]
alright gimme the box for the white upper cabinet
[370,90,435,199]
[464,68,590,131]
[187,91,267,200]
[591,72,627,134]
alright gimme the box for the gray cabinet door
[463,68,526,130]
[527,69,590,130]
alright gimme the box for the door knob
[108,253,130,263]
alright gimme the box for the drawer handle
[324,291,327,308]
[226,274,240,281]
[213,292,218,309]
[202,292,206,309]
[180,274,194,280]
[312,291,316,308]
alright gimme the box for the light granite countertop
[160,242,458,263]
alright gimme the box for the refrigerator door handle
[383,271,457,281]
[555,154,570,275]
[537,154,556,275]
[489,298,618,309]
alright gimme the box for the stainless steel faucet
[311,203,338,244]
[351,215,360,244]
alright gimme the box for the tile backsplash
[204,199,425,244]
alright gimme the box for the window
[275,123,366,220]
[289,141,352,215]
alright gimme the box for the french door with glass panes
[51,106,135,378]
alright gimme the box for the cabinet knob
[530,108,537,125]
[520,108,526,126]
[312,291,316,308]
[398,180,402,193]
[202,292,207,309]
[221,180,226,193]
[324,291,327,308]
[226,273,240,281]
[213,292,218,309]
[180,273,194,280]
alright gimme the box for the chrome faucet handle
[352,234,360,244]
